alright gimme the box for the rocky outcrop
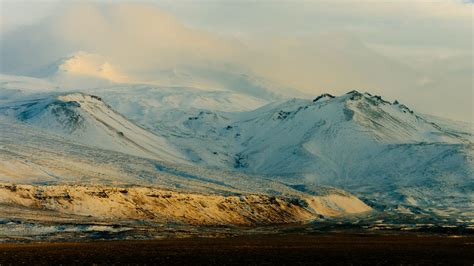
[0,184,371,225]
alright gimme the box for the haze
[0,0,472,122]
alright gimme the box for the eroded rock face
[0,184,371,226]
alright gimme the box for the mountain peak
[346,90,363,96]
[312,93,335,103]
[31,52,129,85]
[57,52,129,83]
[311,90,404,110]
[340,90,398,107]
[57,92,103,105]
[1,92,187,162]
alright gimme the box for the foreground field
[1,233,473,265]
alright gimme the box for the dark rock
[371,95,390,105]
[347,90,363,100]
[91,95,102,101]
[399,104,414,114]
[234,153,248,168]
[313,93,335,102]
[276,110,291,120]
[5,185,17,192]
[343,108,354,121]
[346,90,362,96]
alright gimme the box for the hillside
[0,92,187,163]
[0,74,472,232]
[136,91,473,220]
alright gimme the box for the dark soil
[1,233,473,265]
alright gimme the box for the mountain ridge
[0,92,188,163]
[0,74,472,225]
[134,90,472,221]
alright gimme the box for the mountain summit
[0,75,472,226]
[30,52,129,87]
[139,90,472,219]
[0,92,186,162]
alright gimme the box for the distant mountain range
[98,88,472,220]
[0,68,472,230]
[25,51,306,100]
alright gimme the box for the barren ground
[1,233,473,265]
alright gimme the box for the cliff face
[0,184,370,226]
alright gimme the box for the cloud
[1,3,238,72]
[53,51,129,83]
[0,1,472,122]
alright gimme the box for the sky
[0,0,472,122]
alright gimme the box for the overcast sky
[0,0,472,122]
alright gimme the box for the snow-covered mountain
[146,90,471,172]
[0,73,472,225]
[135,90,472,219]
[86,85,269,130]
[142,65,309,100]
[0,92,187,163]
[0,105,373,228]
[23,52,308,101]
[29,51,129,87]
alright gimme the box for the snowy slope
[147,91,473,219]
[0,73,471,223]
[0,74,59,104]
[85,84,269,131]
[151,90,471,170]
[0,116,372,226]
[0,74,269,112]
[0,92,188,163]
